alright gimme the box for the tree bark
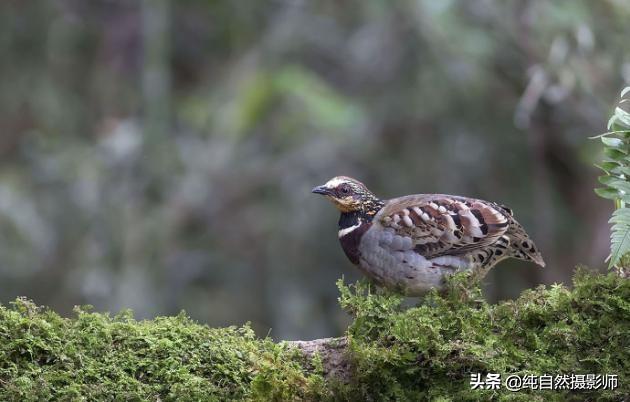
[286,336,351,383]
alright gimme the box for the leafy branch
[593,86,630,269]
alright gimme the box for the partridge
[312,176,545,295]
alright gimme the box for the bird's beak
[312,185,332,196]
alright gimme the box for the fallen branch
[286,336,350,383]
[0,270,627,400]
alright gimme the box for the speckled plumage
[313,176,545,295]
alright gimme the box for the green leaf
[616,166,630,176]
[604,148,627,160]
[601,136,624,148]
[609,208,630,269]
[594,162,619,174]
[598,175,616,186]
[609,179,630,195]
[594,187,620,200]
[614,107,630,128]
[596,87,630,271]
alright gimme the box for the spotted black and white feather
[313,176,545,295]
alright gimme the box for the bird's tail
[508,223,545,267]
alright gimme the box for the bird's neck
[337,200,383,265]
[338,211,364,230]
[337,198,384,229]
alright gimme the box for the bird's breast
[338,221,372,265]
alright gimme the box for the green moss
[1,269,627,401]
[338,269,629,401]
[0,301,327,401]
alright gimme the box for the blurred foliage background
[0,0,628,341]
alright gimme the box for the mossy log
[0,270,628,401]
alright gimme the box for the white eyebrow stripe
[325,177,347,188]
[338,222,362,238]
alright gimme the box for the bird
[312,176,545,295]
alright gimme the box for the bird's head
[312,176,383,214]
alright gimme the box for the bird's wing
[375,194,511,259]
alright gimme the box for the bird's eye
[340,185,351,194]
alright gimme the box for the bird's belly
[356,227,472,295]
